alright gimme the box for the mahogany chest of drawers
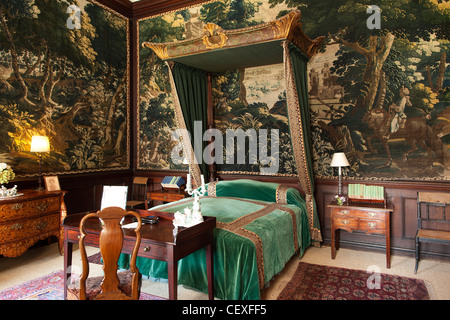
[328,201,393,268]
[0,190,65,257]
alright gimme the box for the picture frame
[101,185,128,210]
[44,175,61,192]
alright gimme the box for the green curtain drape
[171,62,209,181]
[284,41,322,244]
[288,45,315,187]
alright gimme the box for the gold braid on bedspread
[154,195,299,289]
[216,201,298,288]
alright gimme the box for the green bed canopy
[142,10,323,244]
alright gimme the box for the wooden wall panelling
[140,169,450,261]
[63,172,134,214]
[12,171,132,215]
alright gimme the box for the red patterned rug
[0,270,165,300]
[277,262,431,300]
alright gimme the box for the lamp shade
[330,152,349,167]
[30,136,50,153]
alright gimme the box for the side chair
[415,192,450,273]
[126,177,151,210]
[67,206,142,300]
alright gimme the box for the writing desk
[63,210,216,300]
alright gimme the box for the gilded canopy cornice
[142,10,323,65]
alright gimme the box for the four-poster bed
[120,10,324,299]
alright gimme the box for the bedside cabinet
[328,201,393,268]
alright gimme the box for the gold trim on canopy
[166,61,203,188]
[142,10,323,72]
[283,41,322,243]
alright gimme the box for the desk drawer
[333,217,358,229]
[332,208,353,217]
[333,208,387,220]
[357,209,387,220]
[149,193,185,202]
[359,219,386,234]
[138,243,167,260]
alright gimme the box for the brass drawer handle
[368,212,378,217]
[10,223,23,230]
[340,210,349,215]
[10,203,23,211]
[36,221,49,230]
[143,246,151,252]
[368,222,377,228]
[36,202,48,211]
[340,219,350,225]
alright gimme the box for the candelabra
[173,173,206,227]
[186,173,206,216]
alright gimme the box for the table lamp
[30,135,50,191]
[330,152,350,197]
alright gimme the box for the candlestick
[179,171,206,227]
[187,173,191,192]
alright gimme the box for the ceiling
[101,0,207,19]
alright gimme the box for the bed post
[207,73,217,182]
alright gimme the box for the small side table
[328,201,393,268]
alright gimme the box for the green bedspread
[118,179,312,300]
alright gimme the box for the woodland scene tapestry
[0,0,129,177]
[139,0,449,181]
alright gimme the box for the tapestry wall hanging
[137,0,449,181]
[0,0,130,177]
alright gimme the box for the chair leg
[414,238,420,274]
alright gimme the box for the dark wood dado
[9,170,450,260]
[11,171,133,215]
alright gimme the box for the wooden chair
[67,207,142,300]
[415,192,450,273]
[126,177,150,210]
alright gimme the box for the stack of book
[348,184,385,205]
[161,176,185,190]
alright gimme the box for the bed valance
[143,10,322,72]
[142,10,323,244]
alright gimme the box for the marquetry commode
[0,190,66,257]
[328,201,393,268]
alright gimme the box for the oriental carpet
[277,262,431,300]
[0,270,164,300]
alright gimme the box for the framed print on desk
[44,175,61,191]
[101,185,128,210]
